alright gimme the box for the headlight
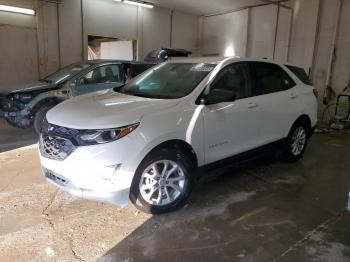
[78,123,140,145]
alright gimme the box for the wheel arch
[143,139,198,170]
[31,97,61,115]
[292,114,312,136]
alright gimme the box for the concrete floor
[1,120,350,262]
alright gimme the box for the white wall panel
[172,11,200,54]
[0,11,36,28]
[85,0,138,40]
[201,9,248,57]
[0,25,38,88]
[274,7,292,62]
[58,0,83,67]
[100,41,133,60]
[139,7,171,59]
[288,0,319,71]
[36,3,60,77]
[247,5,277,59]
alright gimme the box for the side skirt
[197,139,286,177]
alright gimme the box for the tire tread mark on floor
[271,209,346,262]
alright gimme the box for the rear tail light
[313,88,319,98]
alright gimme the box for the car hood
[1,81,56,95]
[47,90,180,129]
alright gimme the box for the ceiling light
[0,4,35,15]
[123,0,154,8]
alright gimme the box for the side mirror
[204,89,237,105]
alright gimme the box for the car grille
[39,134,76,161]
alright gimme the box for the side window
[285,65,312,85]
[211,63,251,99]
[78,64,123,85]
[252,62,295,96]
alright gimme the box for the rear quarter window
[285,65,312,85]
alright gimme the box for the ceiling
[149,0,286,16]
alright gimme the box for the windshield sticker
[190,64,215,72]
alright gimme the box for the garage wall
[288,0,319,72]
[84,0,138,40]
[58,0,84,67]
[172,11,200,54]
[0,0,38,88]
[0,25,38,88]
[0,0,199,92]
[199,4,291,61]
[36,2,60,78]
[308,0,350,117]
[247,5,291,61]
[84,0,199,59]
[201,10,248,57]
[330,0,350,93]
[139,7,171,59]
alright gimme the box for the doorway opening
[88,35,137,61]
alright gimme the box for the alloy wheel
[291,126,306,156]
[139,160,186,206]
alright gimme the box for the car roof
[167,56,287,66]
[87,59,153,65]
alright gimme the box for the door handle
[248,102,258,109]
[289,93,298,99]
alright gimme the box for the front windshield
[43,62,92,84]
[119,63,215,99]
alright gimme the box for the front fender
[26,88,72,111]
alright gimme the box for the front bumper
[43,168,130,206]
[39,136,143,207]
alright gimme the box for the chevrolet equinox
[39,57,318,214]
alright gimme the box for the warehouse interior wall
[0,0,200,91]
[0,0,38,88]
[84,0,200,60]
[199,4,292,62]
[100,41,134,60]
[200,9,249,57]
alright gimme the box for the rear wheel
[130,149,195,214]
[282,120,309,162]
[33,105,53,134]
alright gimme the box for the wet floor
[0,122,350,261]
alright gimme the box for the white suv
[39,57,318,214]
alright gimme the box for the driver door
[203,62,261,164]
[73,64,124,96]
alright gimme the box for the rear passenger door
[74,64,124,96]
[249,62,298,145]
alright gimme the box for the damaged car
[0,48,192,133]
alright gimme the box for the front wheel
[282,121,309,162]
[130,149,195,214]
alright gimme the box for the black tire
[130,148,195,214]
[282,120,310,162]
[33,105,53,134]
